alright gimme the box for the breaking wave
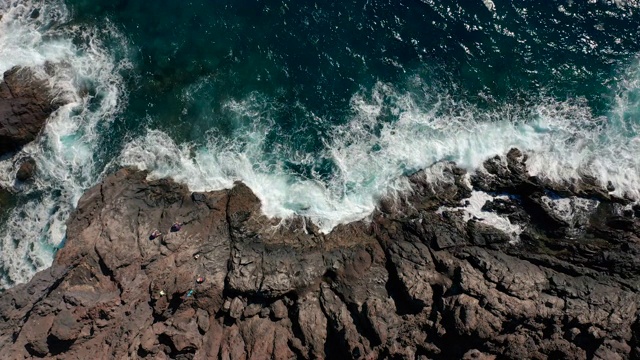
[120,65,640,232]
[0,0,129,288]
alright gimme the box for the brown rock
[49,309,81,341]
[243,303,262,318]
[16,156,36,182]
[140,327,157,352]
[196,309,210,333]
[270,299,288,320]
[0,67,64,156]
[24,315,55,356]
[463,349,496,360]
[0,150,639,359]
[229,297,245,319]
[296,290,328,358]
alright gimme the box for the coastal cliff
[0,149,638,359]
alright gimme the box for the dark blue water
[66,0,640,160]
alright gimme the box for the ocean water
[0,0,639,288]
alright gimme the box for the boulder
[16,156,36,182]
[0,67,64,156]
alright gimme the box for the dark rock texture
[0,187,12,215]
[15,156,36,182]
[0,149,639,359]
[0,66,63,156]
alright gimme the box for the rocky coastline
[0,66,64,191]
[1,67,640,359]
[0,147,638,359]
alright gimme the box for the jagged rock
[471,148,536,194]
[229,297,245,319]
[196,308,210,333]
[16,156,36,181]
[296,290,328,358]
[0,67,64,156]
[1,149,640,359]
[270,299,288,320]
[49,309,82,342]
[463,349,496,360]
[24,315,54,357]
[243,303,262,318]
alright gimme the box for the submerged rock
[15,156,36,182]
[0,187,13,213]
[0,67,64,157]
[0,150,639,359]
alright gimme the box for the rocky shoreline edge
[0,66,65,185]
[0,146,638,359]
[2,65,640,360]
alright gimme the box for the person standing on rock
[149,229,162,240]
[171,222,183,232]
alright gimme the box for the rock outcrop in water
[15,156,37,182]
[1,148,639,359]
[0,66,63,157]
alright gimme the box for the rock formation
[15,156,36,182]
[0,66,63,157]
[0,148,639,359]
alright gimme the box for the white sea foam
[120,62,640,236]
[539,196,599,233]
[0,1,70,75]
[482,0,496,13]
[437,191,523,242]
[0,0,127,288]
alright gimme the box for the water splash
[0,0,129,288]
[120,65,640,233]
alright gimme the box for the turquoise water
[0,0,640,287]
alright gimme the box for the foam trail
[121,62,640,235]
[437,191,523,242]
[0,0,127,288]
